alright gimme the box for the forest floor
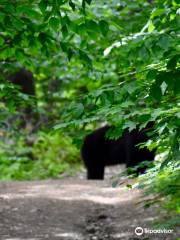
[0,165,178,240]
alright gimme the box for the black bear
[8,68,37,130]
[9,68,35,96]
[81,125,155,179]
[8,68,36,114]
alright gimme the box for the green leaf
[174,72,180,94]
[176,112,180,119]
[39,0,48,13]
[138,114,151,123]
[0,36,4,46]
[16,6,42,19]
[151,8,165,18]
[56,0,69,7]
[82,0,86,9]
[82,0,92,7]
[62,25,68,38]
[150,83,162,101]
[110,21,123,30]
[61,15,71,27]
[15,49,25,62]
[121,101,134,108]
[38,32,48,44]
[139,47,149,61]
[85,0,92,5]
[49,17,60,31]
[67,48,74,60]
[167,55,179,69]
[75,103,84,117]
[163,72,175,89]
[125,82,138,94]
[4,4,15,13]
[106,126,124,140]
[157,35,171,50]
[67,102,84,118]
[79,50,92,67]
[86,20,99,33]
[148,20,155,32]
[69,0,75,11]
[146,70,157,81]
[77,23,87,36]
[3,16,12,29]
[160,81,167,95]
[60,41,68,52]
[12,19,24,31]
[124,121,137,131]
[99,20,109,36]
[1,48,15,60]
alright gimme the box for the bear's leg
[87,164,105,180]
[81,126,109,180]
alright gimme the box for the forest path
[0,166,177,240]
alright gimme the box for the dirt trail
[0,166,178,240]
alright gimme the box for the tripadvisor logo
[135,226,174,236]
[135,227,143,236]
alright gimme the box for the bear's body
[81,125,155,179]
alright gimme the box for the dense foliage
[0,0,179,227]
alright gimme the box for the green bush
[0,130,80,180]
[138,156,180,228]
